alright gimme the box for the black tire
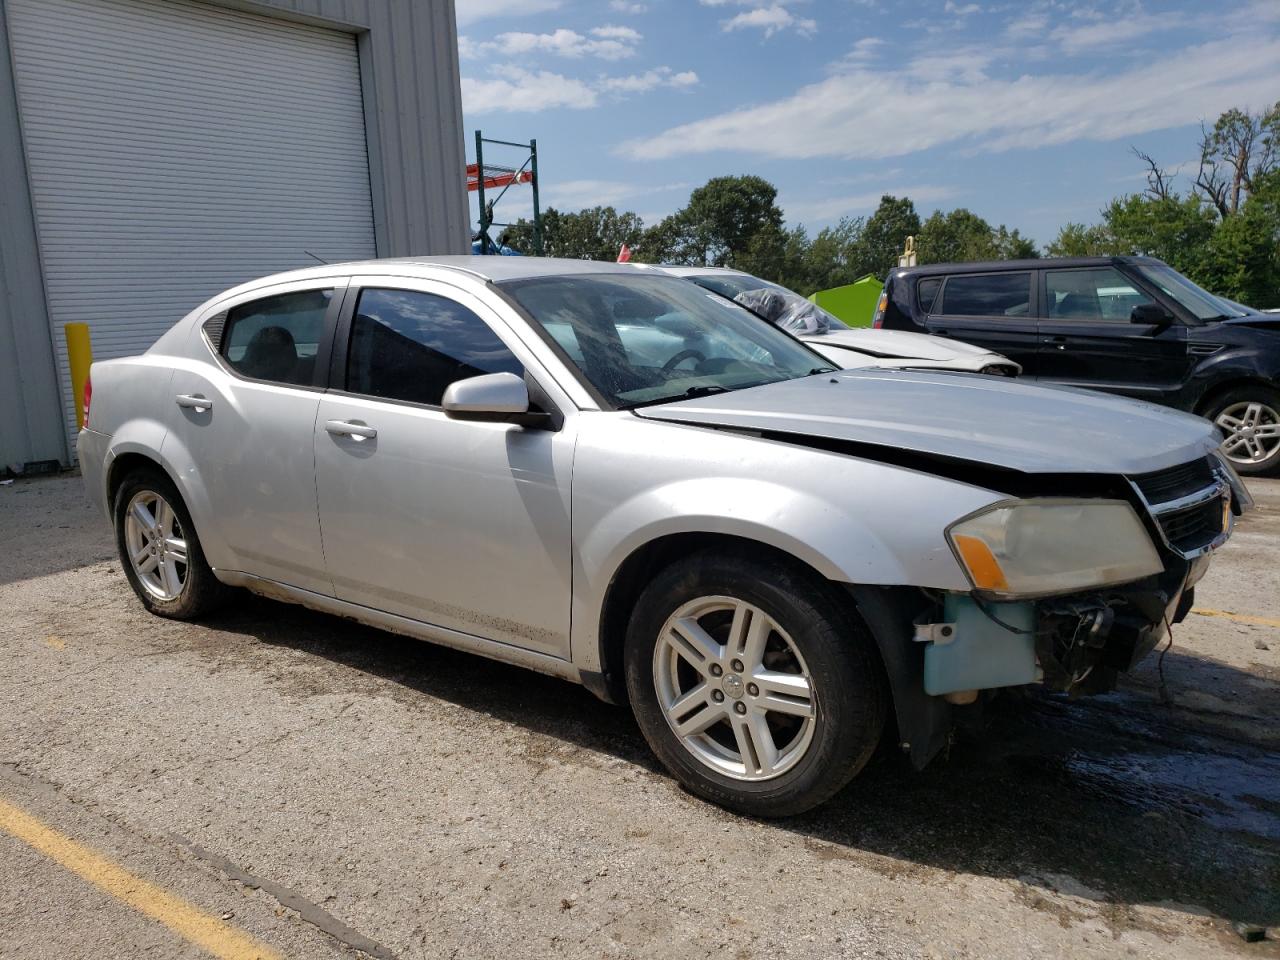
[624,550,887,818]
[113,468,229,619]
[1205,386,1280,476]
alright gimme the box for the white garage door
[7,0,377,450]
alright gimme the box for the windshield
[1136,263,1249,321]
[687,274,848,334]
[501,273,835,409]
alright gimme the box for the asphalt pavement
[0,472,1277,959]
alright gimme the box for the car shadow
[205,594,1280,930]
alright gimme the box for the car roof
[221,255,650,297]
[893,255,1165,277]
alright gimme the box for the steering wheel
[662,348,706,372]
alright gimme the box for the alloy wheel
[1216,401,1280,466]
[123,490,189,601]
[653,595,816,781]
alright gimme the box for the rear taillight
[873,292,887,329]
[82,375,92,429]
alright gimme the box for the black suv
[876,256,1280,474]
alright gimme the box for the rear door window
[345,288,524,406]
[1045,267,1153,321]
[938,273,1032,317]
[221,288,333,385]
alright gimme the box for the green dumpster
[809,274,882,328]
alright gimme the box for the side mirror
[442,372,545,426]
[1130,303,1174,326]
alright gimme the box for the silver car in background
[79,257,1246,816]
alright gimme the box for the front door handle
[1045,336,1068,350]
[175,394,212,411]
[324,420,377,441]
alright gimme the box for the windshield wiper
[684,384,729,398]
[809,367,837,375]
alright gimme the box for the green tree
[1046,195,1215,274]
[500,205,643,261]
[639,175,785,267]
[916,209,1038,263]
[1046,221,1114,257]
[992,225,1039,260]
[1195,103,1280,218]
[1198,169,1280,307]
[859,195,920,278]
[802,217,868,291]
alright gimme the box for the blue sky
[457,0,1280,249]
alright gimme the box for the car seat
[240,326,298,381]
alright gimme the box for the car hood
[1222,313,1280,332]
[634,369,1221,475]
[804,328,997,361]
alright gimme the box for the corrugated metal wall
[0,0,468,469]
[0,0,65,470]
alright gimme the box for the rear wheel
[1208,386,1280,476]
[624,551,886,817]
[113,470,228,619]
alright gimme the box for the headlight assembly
[947,499,1163,599]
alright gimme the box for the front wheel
[1208,387,1280,476]
[624,551,886,817]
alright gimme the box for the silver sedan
[79,256,1245,816]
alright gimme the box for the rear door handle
[324,419,377,440]
[1045,336,1068,349]
[175,394,212,411]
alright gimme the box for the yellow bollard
[64,323,93,429]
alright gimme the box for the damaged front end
[915,553,1207,705]
[891,453,1245,766]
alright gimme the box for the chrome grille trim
[1128,457,1232,559]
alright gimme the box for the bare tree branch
[1195,121,1231,218]
[1131,146,1174,201]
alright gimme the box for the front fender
[582,476,912,590]
[569,415,1004,673]
[1186,336,1280,410]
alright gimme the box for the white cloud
[829,36,885,72]
[462,68,598,113]
[545,179,693,210]
[455,0,562,27]
[944,1,981,14]
[609,0,649,12]
[1005,10,1049,38]
[721,5,816,37]
[700,0,817,36]
[463,65,698,114]
[598,67,699,93]
[622,35,1280,162]
[460,26,642,61]
[592,25,643,41]
[1049,15,1177,55]
[782,185,958,224]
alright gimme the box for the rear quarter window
[917,277,942,313]
[220,288,333,385]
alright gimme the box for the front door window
[1045,268,1152,322]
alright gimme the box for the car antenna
[303,250,329,265]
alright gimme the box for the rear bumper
[75,428,111,521]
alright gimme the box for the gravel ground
[0,472,1277,959]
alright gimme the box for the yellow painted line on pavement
[1192,608,1280,630]
[0,797,281,960]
